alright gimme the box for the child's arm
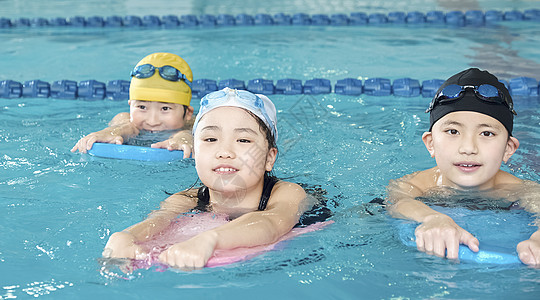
[515,180,540,266]
[150,129,193,158]
[158,181,307,269]
[71,112,139,153]
[386,170,479,259]
[102,190,197,259]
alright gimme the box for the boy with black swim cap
[386,68,540,266]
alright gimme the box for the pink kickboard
[132,212,333,270]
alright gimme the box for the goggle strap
[131,64,192,84]
[428,84,514,114]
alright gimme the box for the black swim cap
[428,68,515,135]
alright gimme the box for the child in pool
[102,87,309,269]
[386,68,540,266]
[71,52,194,158]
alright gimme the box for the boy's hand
[71,120,138,154]
[517,231,540,266]
[151,131,193,159]
[102,231,146,260]
[415,213,479,259]
[158,230,218,270]
[71,131,124,153]
[151,140,193,158]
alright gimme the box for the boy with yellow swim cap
[71,53,194,158]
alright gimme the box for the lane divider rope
[1,9,539,29]
[1,77,538,100]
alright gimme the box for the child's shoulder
[163,188,199,206]
[400,167,440,193]
[268,180,307,206]
[273,180,305,195]
[109,112,131,126]
[494,169,526,185]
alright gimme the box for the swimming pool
[1,0,539,298]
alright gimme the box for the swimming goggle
[426,84,516,115]
[130,64,192,87]
[200,89,277,139]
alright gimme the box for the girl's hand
[158,231,218,270]
[517,231,540,266]
[102,231,146,260]
[415,213,479,259]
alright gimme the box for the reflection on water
[125,129,178,147]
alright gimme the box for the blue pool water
[1,0,540,298]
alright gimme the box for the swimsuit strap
[258,174,279,211]
[195,174,279,212]
[195,185,210,212]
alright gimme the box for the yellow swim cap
[129,52,193,106]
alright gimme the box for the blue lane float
[2,76,539,100]
[87,143,185,161]
[394,206,536,265]
[1,9,539,29]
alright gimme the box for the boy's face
[128,100,194,131]
[422,111,519,190]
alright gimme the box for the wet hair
[246,110,277,150]
[245,110,278,178]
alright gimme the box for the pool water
[1,0,540,298]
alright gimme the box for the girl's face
[193,107,277,200]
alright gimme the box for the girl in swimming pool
[102,87,309,269]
